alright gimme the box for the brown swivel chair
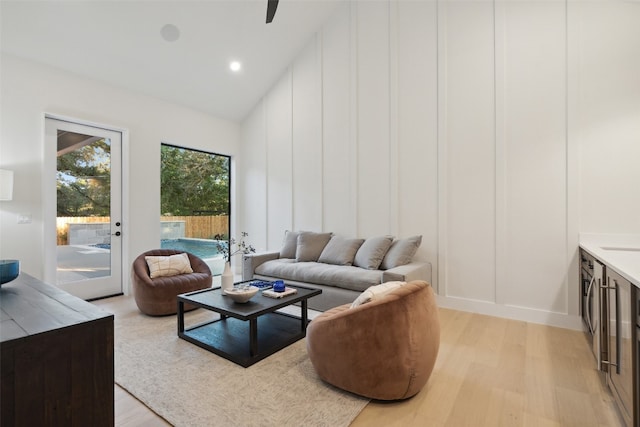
[306,280,440,400]
[131,249,212,316]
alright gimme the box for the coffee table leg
[301,299,308,333]
[249,318,258,356]
[177,301,185,334]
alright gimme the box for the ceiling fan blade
[266,0,279,24]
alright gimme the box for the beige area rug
[114,309,369,427]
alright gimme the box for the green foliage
[213,231,255,262]
[57,139,111,216]
[160,145,230,216]
[56,141,230,218]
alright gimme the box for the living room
[1,0,639,426]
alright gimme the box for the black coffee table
[177,284,321,367]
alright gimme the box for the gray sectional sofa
[242,231,431,311]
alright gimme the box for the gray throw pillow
[318,236,365,266]
[296,231,332,262]
[380,235,422,270]
[353,235,394,270]
[279,230,299,259]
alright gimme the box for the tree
[57,139,111,216]
[160,145,230,216]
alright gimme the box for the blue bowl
[0,260,20,285]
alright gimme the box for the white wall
[572,1,640,234]
[0,54,240,288]
[239,0,640,329]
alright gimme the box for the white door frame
[43,113,129,299]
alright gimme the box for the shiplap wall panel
[500,1,568,312]
[239,102,268,252]
[238,0,640,328]
[443,1,496,302]
[321,3,355,237]
[396,0,439,287]
[355,1,391,238]
[265,71,293,250]
[292,37,323,232]
[576,1,640,234]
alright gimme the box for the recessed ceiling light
[160,24,180,42]
[229,61,242,72]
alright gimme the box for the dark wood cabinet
[604,269,635,427]
[0,273,114,426]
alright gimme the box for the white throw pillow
[350,281,407,308]
[145,253,193,278]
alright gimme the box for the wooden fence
[161,215,229,239]
[56,215,229,245]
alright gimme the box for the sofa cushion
[350,281,407,308]
[318,236,365,266]
[145,253,193,278]
[280,230,299,259]
[353,236,394,270]
[255,259,381,292]
[296,231,332,262]
[380,235,422,270]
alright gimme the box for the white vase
[221,261,234,294]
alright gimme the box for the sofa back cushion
[380,235,422,270]
[296,231,333,262]
[279,230,299,259]
[353,235,394,270]
[318,236,365,266]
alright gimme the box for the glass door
[44,117,123,300]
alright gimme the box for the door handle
[600,279,620,372]
[612,280,620,374]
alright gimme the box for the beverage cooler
[579,244,639,427]
[604,269,634,426]
[580,249,607,370]
[636,289,640,426]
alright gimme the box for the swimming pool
[91,238,226,275]
[92,238,224,259]
[161,238,226,275]
[160,238,224,259]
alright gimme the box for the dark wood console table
[0,273,114,426]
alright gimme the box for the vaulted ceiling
[0,0,345,122]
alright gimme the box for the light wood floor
[94,295,623,427]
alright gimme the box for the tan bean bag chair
[131,249,212,316]
[306,280,440,400]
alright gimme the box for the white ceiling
[0,0,345,122]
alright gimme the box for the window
[159,143,230,274]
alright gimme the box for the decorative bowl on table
[224,285,259,303]
[0,259,20,285]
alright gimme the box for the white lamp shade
[0,169,14,201]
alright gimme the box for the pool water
[160,238,224,259]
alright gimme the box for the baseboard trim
[436,295,584,331]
